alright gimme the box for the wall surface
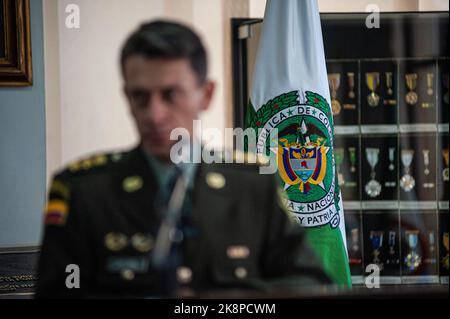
[0,0,46,247]
[57,0,165,166]
[53,0,235,168]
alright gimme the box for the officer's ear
[199,80,215,112]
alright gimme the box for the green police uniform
[36,146,331,298]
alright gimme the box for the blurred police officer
[36,20,331,298]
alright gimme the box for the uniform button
[234,267,248,279]
[176,266,192,284]
[121,269,135,281]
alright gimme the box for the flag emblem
[249,90,339,229]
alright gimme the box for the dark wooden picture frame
[0,0,32,87]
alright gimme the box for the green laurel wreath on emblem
[304,91,334,131]
[245,90,299,130]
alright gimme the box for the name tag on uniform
[106,256,149,274]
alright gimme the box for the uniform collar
[141,146,198,191]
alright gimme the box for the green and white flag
[246,0,351,286]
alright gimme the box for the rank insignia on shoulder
[93,154,108,166]
[44,200,69,226]
[81,158,93,170]
[68,161,81,172]
[49,179,70,200]
[206,172,226,189]
[68,153,110,173]
[111,152,123,162]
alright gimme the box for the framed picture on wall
[0,0,32,87]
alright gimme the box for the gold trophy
[405,73,418,105]
[366,72,380,107]
[328,73,342,116]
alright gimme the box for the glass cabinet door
[232,12,449,285]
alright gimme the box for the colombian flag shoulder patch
[44,199,69,226]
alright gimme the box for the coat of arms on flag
[248,90,340,229]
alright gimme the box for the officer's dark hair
[120,20,207,83]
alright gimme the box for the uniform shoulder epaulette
[45,151,127,227]
[64,151,125,176]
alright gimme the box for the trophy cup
[405,230,422,272]
[328,73,342,115]
[400,150,415,192]
[405,73,418,106]
[365,148,382,198]
[366,72,380,107]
